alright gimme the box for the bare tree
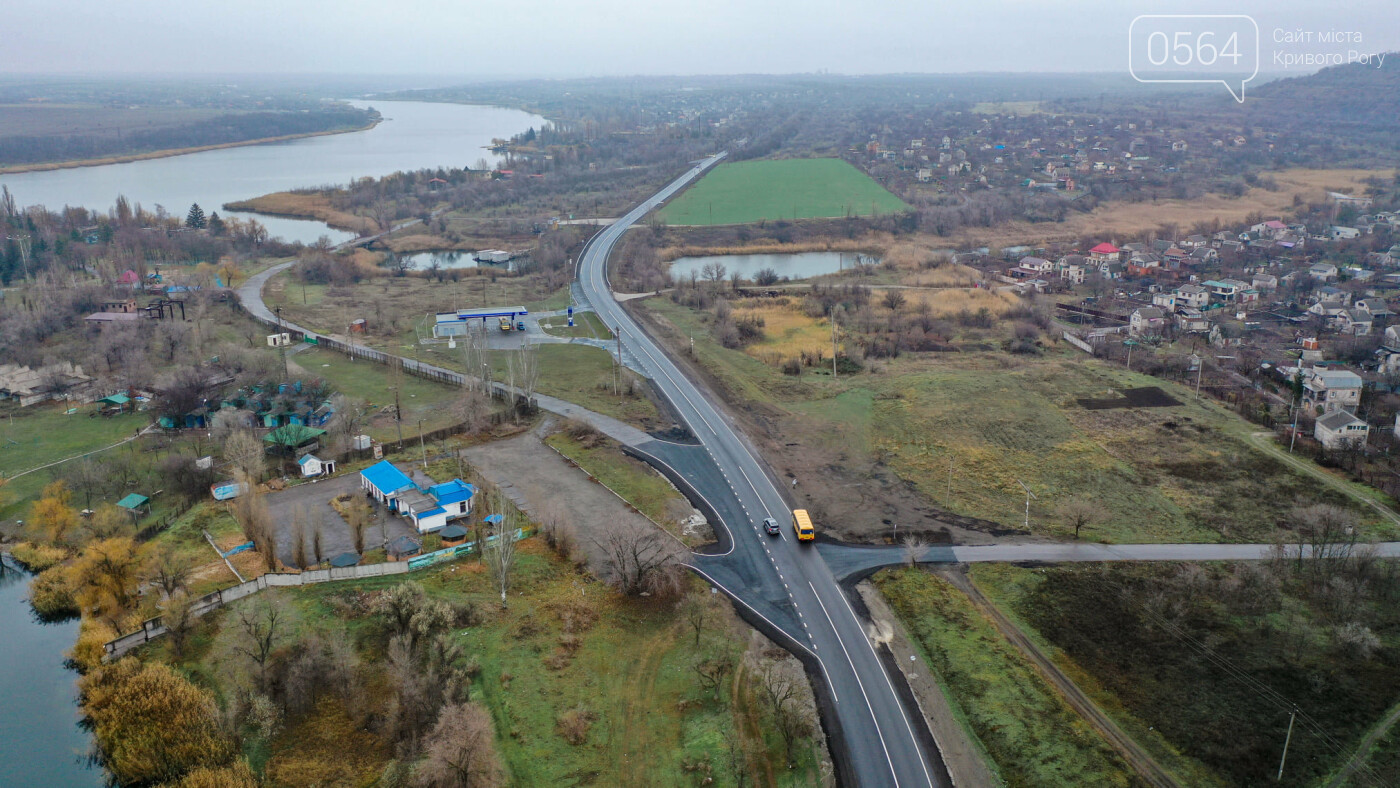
[146,545,192,598]
[693,649,735,703]
[901,535,927,567]
[681,589,719,647]
[233,474,276,571]
[1057,499,1110,540]
[347,499,372,555]
[416,701,504,788]
[482,489,519,606]
[757,660,809,764]
[326,394,370,452]
[224,430,266,483]
[1292,503,1361,587]
[591,519,686,596]
[232,598,283,692]
[291,506,309,569]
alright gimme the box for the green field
[655,158,909,225]
[290,346,466,441]
[0,405,149,519]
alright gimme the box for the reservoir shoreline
[0,118,383,176]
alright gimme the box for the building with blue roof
[360,460,417,510]
[361,460,476,531]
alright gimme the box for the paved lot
[460,428,662,575]
[263,472,418,567]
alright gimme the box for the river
[0,100,546,245]
[0,98,545,783]
[0,558,97,786]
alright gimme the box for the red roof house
[1088,242,1121,262]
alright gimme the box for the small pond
[667,251,877,283]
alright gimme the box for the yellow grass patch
[732,300,831,365]
[897,287,1023,317]
[224,192,378,235]
[899,265,982,288]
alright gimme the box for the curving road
[577,154,946,788]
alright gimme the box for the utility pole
[831,309,839,379]
[418,419,427,469]
[947,454,954,509]
[1289,395,1301,454]
[1017,479,1037,531]
[615,326,622,397]
[1276,709,1297,781]
[1192,353,1203,399]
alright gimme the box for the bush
[79,658,235,785]
[29,567,79,620]
[556,707,598,745]
[781,358,803,376]
[11,542,68,571]
[754,267,780,286]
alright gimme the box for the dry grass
[224,192,378,234]
[899,265,982,288]
[895,287,1022,317]
[942,167,1393,247]
[732,300,832,365]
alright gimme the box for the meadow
[656,158,909,225]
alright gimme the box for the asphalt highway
[577,153,946,788]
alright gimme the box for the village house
[1310,263,1339,281]
[1152,291,1176,309]
[1303,369,1364,413]
[1176,308,1210,333]
[1174,284,1210,309]
[1314,410,1369,450]
[1337,309,1375,336]
[1088,242,1121,263]
[1130,307,1167,336]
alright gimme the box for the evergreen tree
[207,211,225,236]
[185,203,207,230]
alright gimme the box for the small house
[297,454,336,478]
[1315,410,1369,450]
[440,524,470,547]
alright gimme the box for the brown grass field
[944,167,1393,247]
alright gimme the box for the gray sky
[4,0,1397,76]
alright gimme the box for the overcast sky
[4,0,1397,77]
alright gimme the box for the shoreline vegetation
[0,118,381,175]
[224,191,380,235]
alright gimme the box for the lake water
[668,251,876,283]
[0,558,98,787]
[0,100,546,245]
[397,250,480,271]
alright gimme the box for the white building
[1315,410,1368,450]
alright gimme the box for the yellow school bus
[792,509,814,541]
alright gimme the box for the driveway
[263,473,418,567]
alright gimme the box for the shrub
[781,358,803,376]
[556,707,598,745]
[11,542,68,572]
[79,658,235,785]
[28,566,78,620]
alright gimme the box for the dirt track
[940,567,1182,788]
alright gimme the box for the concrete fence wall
[103,560,412,660]
[1062,331,1095,354]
